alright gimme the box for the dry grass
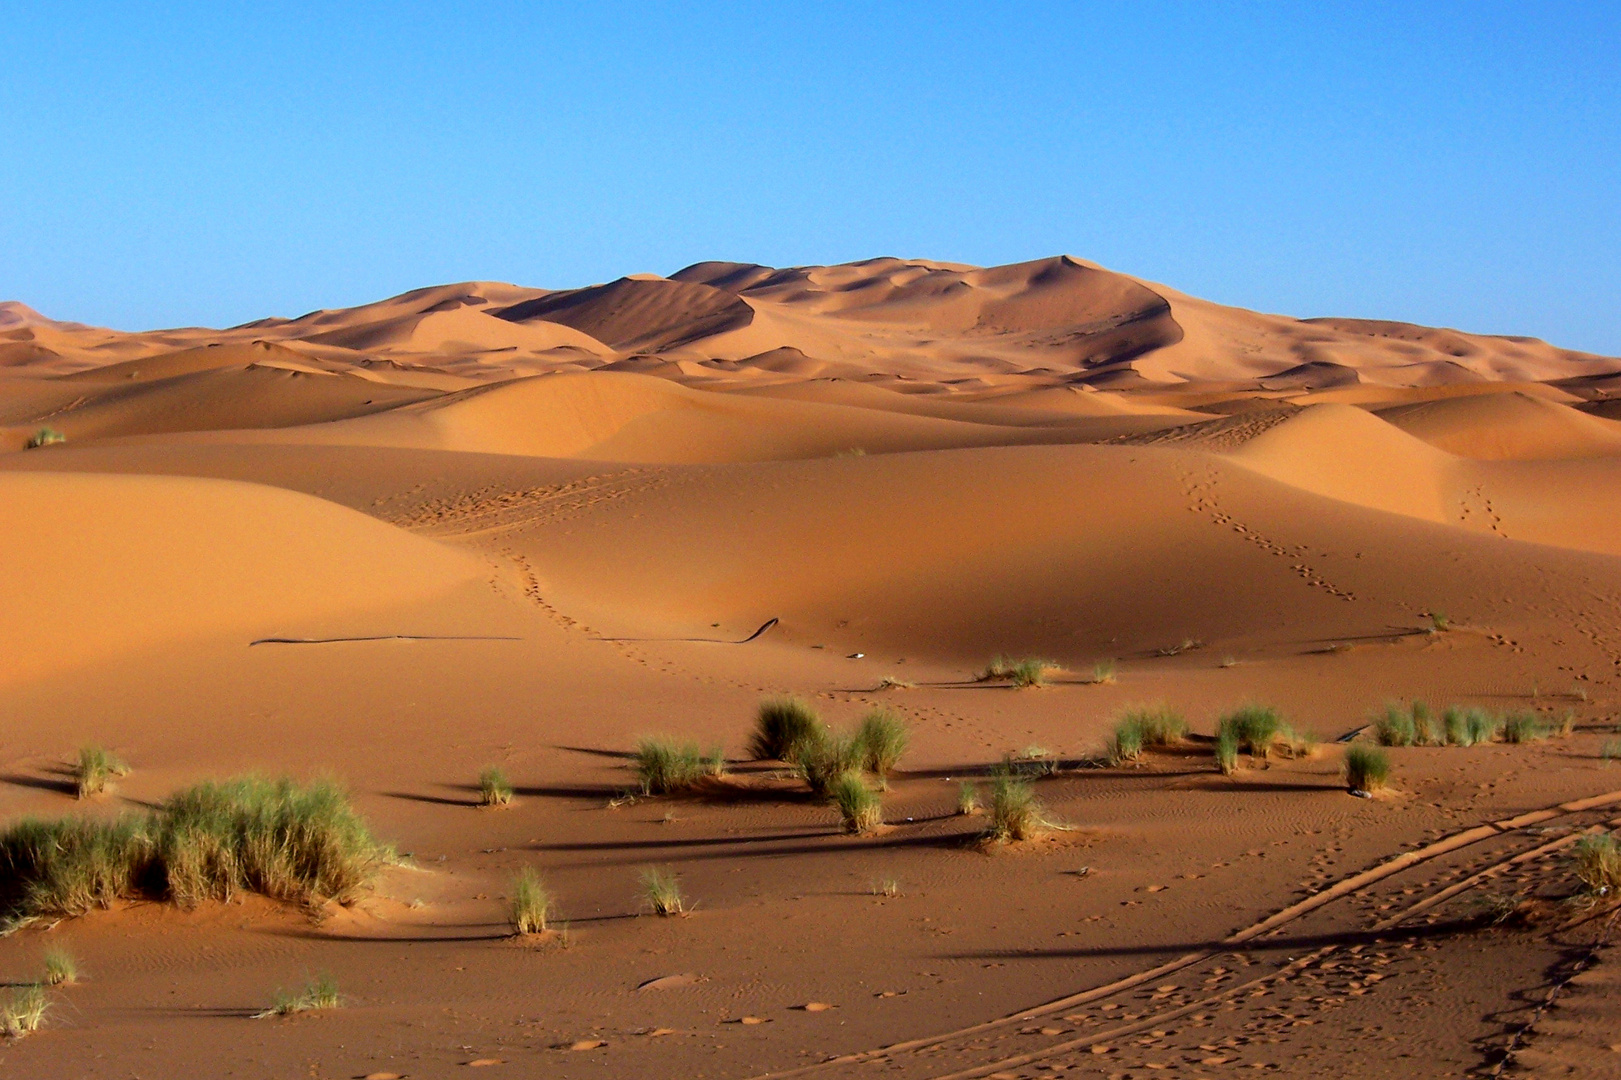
[1088,660,1118,685]
[510,867,552,935]
[640,867,685,916]
[750,697,822,761]
[855,709,909,786]
[75,746,130,799]
[41,946,77,987]
[635,737,725,795]
[789,729,864,797]
[24,427,65,449]
[985,768,1041,842]
[1108,705,1186,764]
[478,766,513,808]
[1215,728,1239,775]
[956,782,981,816]
[1217,705,1283,757]
[1573,832,1620,897]
[259,973,340,1018]
[1501,711,1549,744]
[830,771,882,835]
[978,656,1055,688]
[1344,744,1390,793]
[0,983,48,1039]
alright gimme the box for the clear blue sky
[3,3,1617,352]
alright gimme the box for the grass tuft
[749,697,821,761]
[260,973,341,1017]
[0,983,48,1039]
[75,746,130,799]
[477,767,513,808]
[1500,711,1548,744]
[985,768,1041,843]
[1089,660,1118,685]
[1215,728,1239,775]
[25,428,65,449]
[639,866,685,916]
[510,867,552,936]
[1217,705,1283,758]
[634,737,724,796]
[956,782,981,816]
[1572,832,1620,897]
[789,729,864,797]
[854,709,909,787]
[1344,744,1390,793]
[978,656,1055,687]
[1374,703,1416,747]
[1109,705,1186,765]
[41,946,77,987]
[1428,612,1451,633]
[872,877,900,897]
[830,771,882,835]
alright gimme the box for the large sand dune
[2,257,1619,1078]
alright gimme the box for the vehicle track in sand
[746,790,1621,1080]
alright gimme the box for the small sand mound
[1377,391,1621,460]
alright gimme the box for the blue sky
[2,3,1617,352]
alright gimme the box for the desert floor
[2,257,1620,1078]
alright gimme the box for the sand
[2,256,1619,1079]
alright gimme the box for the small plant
[1215,728,1239,775]
[634,737,724,795]
[985,768,1041,842]
[1110,705,1186,764]
[1106,721,1143,765]
[0,983,48,1039]
[1501,712,1547,745]
[1465,708,1501,746]
[75,746,130,799]
[1219,655,1239,669]
[1410,701,1438,746]
[260,973,341,1017]
[1344,744,1390,793]
[750,697,821,761]
[640,867,685,916]
[25,427,65,449]
[1089,660,1118,685]
[1374,703,1416,747]
[1443,706,1467,746]
[789,729,864,797]
[956,782,981,815]
[854,708,909,786]
[875,677,916,691]
[978,656,1054,687]
[477,766,513,808]
[1217,704,1283,757]
[872,877,900,897]
[830,771,882,835]
[510,867,552,935]
[1602,739,1621,766]
[1275,724,1317,759]
[1009,745,1058,777]
[1572,832,1620,896]
[1555,711,1576,737]
[1428,612,1451,634]
[41,946,77,987]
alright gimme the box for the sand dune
[1376,390,1621,459]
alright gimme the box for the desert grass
[639,867,685,916]
[1410,701,1439,745]
[957,782,981,816]
[1344,744,1390,793]
[830,771,882,835]
[855,708,909,786]
[1217,704,1283,758]
[1500,711,1548,744]
[1428,611,1451,634]
[1109,705,1186,764]
[1215,728,1239,775]
[510,867,552,935]
[789,728,865,797]
[985,768,1041,843]
[634,737,725,795]
[41,945,77,986]
[0,776,390,928]
[1089,660,1118,685]
[1106,721,1143,765]
[75,746,130,799]
[0,983,48,1039]
[259,973,341,1018]
[477,766,513,808]
[1442,706,1500,746]
[1374,703,1417,747]
[871,877,900,897]
[749,697,821,761]
[1603,739,1621,766]
[1572,833,1620,897]
[977,656,1054,688]
[25,427,65,449]
[874,677,916,691]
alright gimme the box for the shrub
[0,983,47,1039]
[1089,660,1118,685]
[956,782,981,815]
[0,776,390,927]
[639,867,684,916]
[635,737,723,795]
[830,772,882,835]
[41,946,76,987]
[1374,703,1416,747]
[1428,612,1451,633]
[24,428,65,449]
[1465,708,1501,746]
[1111,705,1186,764]
[978,656,1054,687]
[261,973,341,1017]
[1573,833,1620,896]
[1106,720,1143,765]
[1218,705,1283,757]
[75,746,130,799]
[1344,745,1390,793]
[985,768,1040,842]
[1410,701,1438,746]
[750,697,821,761]
[1215,728,1239,775]
[1501,712,1547,745]
[854,709,909,785]
[789,729,864,797]
[477,767,513,808]
[1443,706,1468,746]
[510,867,552,935]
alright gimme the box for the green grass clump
[634,737,725,796]
[260,973,340,1017]
[1107,721,1143,765]
[75,746,130,799]
[749,697,821,761]
[957,781,981,815]
[25,428,65,449]
[1217,705,1283,757]
[477,766,513,808]
[1410,702,1439,745]
[1500,711,1548,744]
[854,708,909,786]
[0,776,390,928]
[1110,705,1186,764]
[789,728,865,797]
[1089,660,1118,685]
[1344,744,1390,793]
[510,867,553,935]
[1442,706,1499,746]
[0,983,48,1038]
[639,867,685,916]
[985,768,1041,842]
[1428,612,1451,633]
[978,656,1055,688]
[830,771,883,835]
[41,946,77,987]
[1374,703,1416,747]
[1215,728,1239,775]
[1572,832,1620,896]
